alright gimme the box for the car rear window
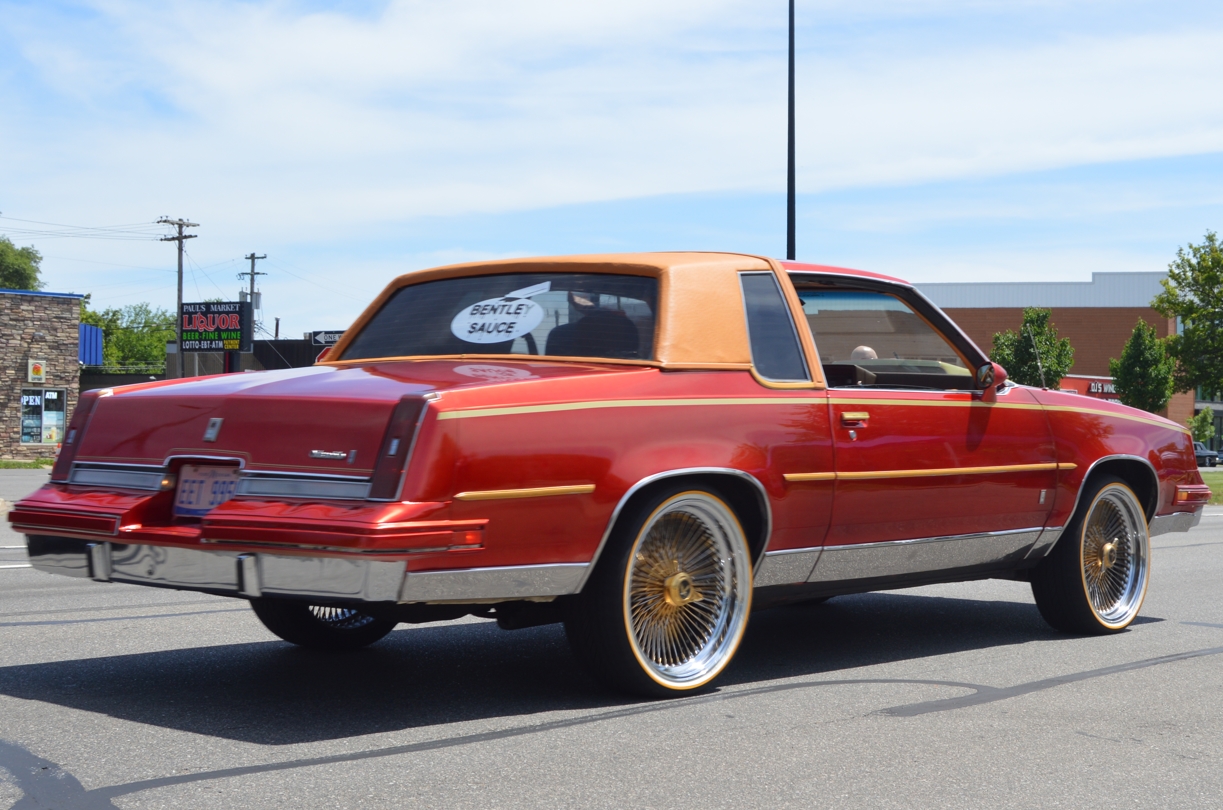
[340,273,658,361]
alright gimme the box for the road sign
[310,330,345,346]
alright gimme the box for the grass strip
[1200,470,1223,505]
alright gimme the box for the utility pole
[159,217,198,377]
[787,0,796,261]
[232,254,266,374]
[240,253,267,305]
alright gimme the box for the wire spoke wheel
[250,599,397,650]
[1031,476,1150,635]
[1079,486,1148,627]
[308,605,382,631]
[623,491,751,690]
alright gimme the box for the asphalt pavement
[1,471,1222,808]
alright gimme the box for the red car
[11,253,1211,697]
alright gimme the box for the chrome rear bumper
[24,536,588,604]
[1149,510,1202,536]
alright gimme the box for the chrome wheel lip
[622,491,752,691]
[1079,484,1149,629]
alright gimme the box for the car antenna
[1025,324,1047,389]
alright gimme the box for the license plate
[174,465,240,517]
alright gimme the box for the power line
[262,258,373,302]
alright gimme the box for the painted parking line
[0,564,31,569]
[0,545,27,549]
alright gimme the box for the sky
[2,0,1222,337]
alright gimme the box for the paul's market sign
[180,301,253,352]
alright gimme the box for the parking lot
[2,469,1222,809]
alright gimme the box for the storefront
[1,288,82,459]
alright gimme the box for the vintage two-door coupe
[10,252,1212,696]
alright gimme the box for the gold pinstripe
[436,397,827,420]
[453,484,596,501]
[434,393,1189,435]
[784,462,1076,483]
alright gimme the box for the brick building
[916,272,1200,432]
[1,289,82,459]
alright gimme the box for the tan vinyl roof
[322,252,821,382]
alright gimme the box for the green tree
[991,307,1075,389]
[0,236,44,290]
[1189,407,1216,443]
[1109,320,1175,413]
[1152,231,1223,395]
[81,297,176,369]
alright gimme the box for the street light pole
[787,0,796,261]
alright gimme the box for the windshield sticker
[454,364,536,382]
[451,285,549,344]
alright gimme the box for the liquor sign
[181,301,253,353]
[310,330,345,346]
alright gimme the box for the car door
[788,278,1058,585]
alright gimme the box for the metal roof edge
[0,288,85,299]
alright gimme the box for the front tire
[250,599,398,650]
[1031,476,1150,634]
[565,485,753,698]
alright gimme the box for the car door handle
[840,411,869,428]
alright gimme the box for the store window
[21,388,66,444]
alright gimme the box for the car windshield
[340,272,658,361]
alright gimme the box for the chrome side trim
[1024,526,1063,560]
[398,563,588,603]
[574,467,772,592]
[753,547,821,587]
[807,528,1044,582]
[1150,510,1202,536]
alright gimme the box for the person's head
[850,345,877,360]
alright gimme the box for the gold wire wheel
[1079,485,1149,627]
[623,491,751,689]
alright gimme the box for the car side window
[792,285,973,389]
[739,272,810,382]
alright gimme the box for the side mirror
[977,362,1007,390]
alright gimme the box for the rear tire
[565,484,753,698]
[250,599,398,650]
[1030,476,1150,634]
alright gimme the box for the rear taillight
[368,395,428,501]
[50,389,106,483]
